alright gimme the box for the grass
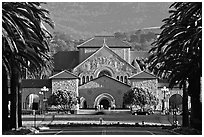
[2,127,39,135]
[172,127,202,135]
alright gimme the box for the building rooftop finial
[103,38,107,46]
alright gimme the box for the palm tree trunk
[18,77,22,127]
[188,72,202,130]
[10,64,19,129]
[2,66,9,131]
[182,81,189,127]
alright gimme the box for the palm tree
[2,2,54,130]
[148,2,201,130]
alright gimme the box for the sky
[43,2,172,39]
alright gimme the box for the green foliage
[135,58,148,71]
[49,31,85,54]
[148,2,202,89]
[2,2,54,129]
[114,29,159,51]
[48,90,78,111]
[123,87,158,108]
[2,2,54,78]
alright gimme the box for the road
[36,126,179,135]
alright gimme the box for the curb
[166,129,182,135]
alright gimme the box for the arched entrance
[83,101,87,109]
[99,98,110,109]
[169,94,183,111]
[94,93,115,109]
[25,94,40,110]
[80,97,87,109]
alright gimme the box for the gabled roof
[53,51,79,71]
[79,74,131,87]
[49,70,80,79]
[128,71,157,79]
[73,44,140,72]
[77,35,131,48]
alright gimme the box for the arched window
[86,76,89,82]
[120,76,123,82]
[90,76,93,80]
[82,76,85,84]
[116,76,119,80]
[124,76,128,84]
[98,70,112,77]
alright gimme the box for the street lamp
[40,86,49,114]
[161,86,170,113]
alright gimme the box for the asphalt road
[36,126,179,135]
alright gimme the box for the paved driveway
[36,126,180,135]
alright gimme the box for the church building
[21,35,184,113]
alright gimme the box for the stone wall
[131,79,158,95]
[51,79,79,111]
[52,79,79,96]
[74,47,138,85]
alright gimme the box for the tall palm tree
[148,2,201,130]
[2,2,54,130]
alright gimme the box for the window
[90,76,93,80]
[86,76,89,82]
[124,76,128,84]
[116,76,119,80]
[82,76,85,84]
[120,76,123,82]
[98,70,112,77]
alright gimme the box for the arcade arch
[80,97,87,108]
[94,93,115,109]
[169,94,183,111]
[25,94,40,110]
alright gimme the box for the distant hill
[49,27,161,54]
[114,27,161,51]
[42,2,171,40]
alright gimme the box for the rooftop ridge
[95,35,114,37]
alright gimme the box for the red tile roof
[49,70,80,79]
[77,36,131,48]
[128,71,157,79]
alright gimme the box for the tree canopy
[47,90,78,112]
[123,87,158,109]
[2,2,54,78]
[148,2,202,130]
[2,2,54,130]
[148,2,201,89]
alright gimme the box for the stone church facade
[21,36,185,113]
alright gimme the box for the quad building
[21,36,186,112]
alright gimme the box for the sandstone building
[21,36,184,113]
